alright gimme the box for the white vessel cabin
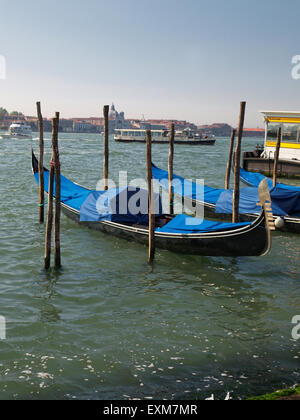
[242,111,300,177]
[261,110,300,161]
[8,121,32,138]
[114,129,216,145]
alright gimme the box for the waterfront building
[108,103,131,133]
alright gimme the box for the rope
[50,160,60,168]
[38,201,48,207]
[38,199,55,207]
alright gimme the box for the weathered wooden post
[168,123,175,215]
[146,130,155,264]
[225,129,236,190]
[44,118,56,269]
[232,102,246,223]
[273,127,282,187]
[37,101,44,223]
[53,112,61,269]
[103,105,109,191]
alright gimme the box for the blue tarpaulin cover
[240,168,300,191]
[34,170,91,211]
[152,164,222,204]
[152,164,300,217]
[34,171,163,224]
[240,168,269,188]
[80,187,162,223]
[157,214,250,234]
[215,188,286,216]
[239,169,300,216]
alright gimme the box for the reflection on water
[0,133,299,400]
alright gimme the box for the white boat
[114,129,216,145]
[8,121,32,138]
[175,128,216,144]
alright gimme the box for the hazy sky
[1,0,300,127]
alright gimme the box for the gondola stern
[258,179,275,257]
[31,148,39,174]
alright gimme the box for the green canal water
[0,132,299,400]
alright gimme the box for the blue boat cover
[152,164,222,204]
[34,170,163,224]
[215,188,286,216]
[157,214,250,234]
[240,168,300,191]
[239,168,300,216]
[152,164,300,217]
[240,168,269,188]
[80,187,162,223]
[34,170,91,211]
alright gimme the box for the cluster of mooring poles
[224,101,281,222]
[36,102,61,270]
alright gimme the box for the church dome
[109,103,117,119]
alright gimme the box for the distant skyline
[1,0,300,127]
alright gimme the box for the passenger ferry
[8,121,32,139]
[114,129,216,145]
[243,111,300,177]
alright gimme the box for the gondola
[152,164,300,234]
[32,151,272,257]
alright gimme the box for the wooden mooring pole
[103,105,109,191]
[53,113,61,269]
[37,101,44,223]
[225,129,236,190]
[44,113,60,269]
[44,119,56,269]
[146,130,155,264]
[168,123,175,215]
[273,127,282,187]
[232,102,246,223]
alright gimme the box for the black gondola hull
[61,204,268,257]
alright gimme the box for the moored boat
[32,151,271,257]
[152,163,300,233]
[114,129,216,145]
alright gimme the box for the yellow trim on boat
[268,117,300,123]
[266,141,300,149]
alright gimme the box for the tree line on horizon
[0,107,24,119]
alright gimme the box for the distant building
[198,123,233,136]
[59,119,73,132]
[73,121,93,133]
[130,120,167,130]
[72,117,103,133]
[146,119,197,131]
[0,114,26,129]
[243,128,265,137]
[108,103,131,133]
